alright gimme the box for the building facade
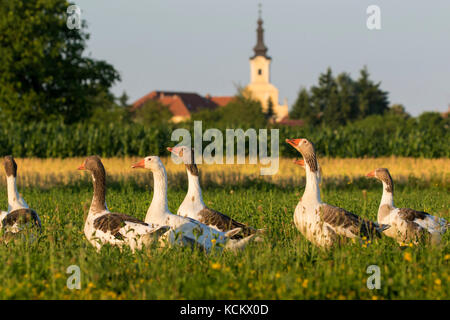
[244,13,289,121]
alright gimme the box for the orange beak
[167,146,181,157]
[131,159,146,169]
[77,163,85,170]
[293,159,305,167]
[366,170,376,178]
[286,138,301,148]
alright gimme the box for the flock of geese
[0,138,448,251]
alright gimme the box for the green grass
[0,176,448,300]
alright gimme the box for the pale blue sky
[77,0,450,116]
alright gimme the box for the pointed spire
[252,4,270,59]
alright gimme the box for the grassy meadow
[0,157,448,299]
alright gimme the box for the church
[244,11,289,121]
[132,10,289,123]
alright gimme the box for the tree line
[0,0,448,159]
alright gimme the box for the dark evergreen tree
[355,66,389,118]
[265,97,275,121]
[290,88,312,121]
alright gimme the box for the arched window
[258,69,262,75]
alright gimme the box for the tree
[265,97,275,121]
[388,104,410,118]
[132,100,172,126]
[290,87,315,122]
[0,0,120,124]
[291,66,390,126]
[335,72,357,121]
[355,66,389,118]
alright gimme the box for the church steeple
[252,4,270,59]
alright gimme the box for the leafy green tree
[132,100,172,127]
[0,0,120,124]
[388,104,410,118]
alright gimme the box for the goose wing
[398,208,447,233]
[320,204,384,239]
[93,213,150,240]
[2,208,41,231]
[197,207,255,238]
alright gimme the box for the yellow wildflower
[211,262,221,270]
[404,252,412,262]
[302,279,309,288]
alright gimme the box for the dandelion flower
[404,252,412,262]
[302,279,309,288]
[211,262,221,270]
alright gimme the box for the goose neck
[186,169,204,204]
[379,181,394,208]
[7,176,27,211]
[148,167,169,217]
[90,168,107,213]
[302,164,321,204]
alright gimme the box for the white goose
[132,156,255,251]
[1,156,41,239]
[367,168,448,245]
[286,138,389,248]
[167,146,263,239]
[78,156,171,252]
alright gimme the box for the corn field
[0,120,448,158]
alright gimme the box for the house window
[258,69,262,75]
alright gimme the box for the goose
[167,146,263,239]
[366,168,448,245]
[1,156,41,239]
[132,156,255,251]
[78,156,171,252]
[286,138,389,248]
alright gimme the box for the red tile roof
[278,116,304,127]
[132,91,234,118]
[209,96,235,107]
[158,96,190,118]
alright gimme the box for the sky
[76,0,450,116]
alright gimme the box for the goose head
[132,156,164,172]
[167,146,199,176]
[366,168,394,193]
[286,138,319,173]
[293,157,322,184]
[167,146,194,164]
[78,155,105,174]
[293,158,305,168]
[3,155,17,178]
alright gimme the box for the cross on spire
[252,3,270,59]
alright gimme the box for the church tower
[245,6,288,121]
